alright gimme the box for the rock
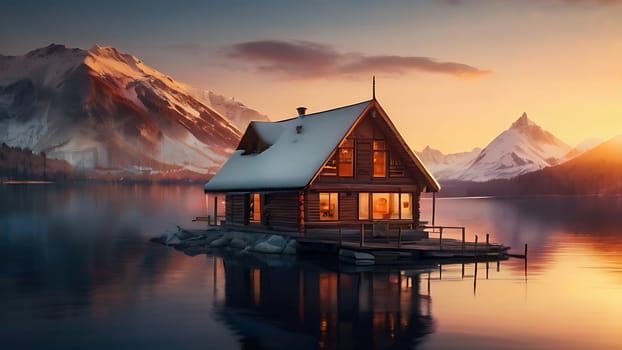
[282,245,297,255]
[339,249,375,265]
[183,246,206,256]
[230,237,247,249]
[282,240,298,255]
[165,234,183,246]
[266,235,286,247]
[210,236,231,247]
[252,241,284,254]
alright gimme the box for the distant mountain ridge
[418,113,571,182]
[0,43,267,176]
[443,135,622,196]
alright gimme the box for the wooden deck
[298,236,511,265]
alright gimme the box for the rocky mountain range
[0,44,268,176]
[418,113,574,182]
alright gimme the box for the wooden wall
[265,192,300,231]
[226,194,248,225]
[316,112,413,186]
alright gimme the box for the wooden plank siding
[316,110,418,186]
[219,103,434,234]
[226,194,248,225]
[264,192,300,231]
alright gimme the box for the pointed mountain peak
[510,112,535,129]
[25,43,74,57]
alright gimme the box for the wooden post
[360,224,365,248]
[298,191,305,237]
[474,235,478,257]
[486,233,489,246]
[213,196,218,226]
[432,191,436,226]
[524,243,528,281]
[461,227,465,253]
[398,227,402,248]
[439,227,443,250]
[338,226,342,247]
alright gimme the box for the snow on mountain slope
[188,89,269,131]
[0,44,259,175]
[416,146,481,180]
[457,113,570,182]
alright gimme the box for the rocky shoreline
[150,227,298,256]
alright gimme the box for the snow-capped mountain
[188,89,268,132]
[416,146,481,180]
[0,44,265,175]
[419,113,571,182]
[457,113,570,182]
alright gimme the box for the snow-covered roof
[204,99,440,192]
[204,101,371,191]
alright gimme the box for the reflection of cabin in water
[204,99,440,233]
[217,256,434,349]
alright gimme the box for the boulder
[230,237,247,249]
[252,235,287,254]
[210,236,231,247]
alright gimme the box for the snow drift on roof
[204,101,372,191]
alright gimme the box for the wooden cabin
[204,99,440,234]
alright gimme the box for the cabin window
[322,157,337,176]
[400,193,413,219]
[319,192,339,220]
[322,139,354,177]
[358,192,370,220]
[249,193,261,223]
[373,140,387,177]
[338,139,354,177]
[358,192,412,220]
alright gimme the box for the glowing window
[400,193,412,220]
[319,192,339,220]
[373,140,386,177]
[366,192,412,220]
[338,139,354,177]
[358,192,369,220]
[250,193,261,222]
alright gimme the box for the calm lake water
[1,184,621,349]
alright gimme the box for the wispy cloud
[226,40,491,79]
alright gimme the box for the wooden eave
[306,100,375,188]
[371,100,441,192]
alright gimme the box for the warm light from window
[320,192,339,220]
[373,140,386,177]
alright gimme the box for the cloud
[342,55,490,78]
[227,40,340,77]
[226,40,490,79]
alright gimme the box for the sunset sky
[2,0,622,153]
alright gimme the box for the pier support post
[213,196,218,226]
[360,224,365,248]
[439,227,443,250]
[524,243,528,281]
[461,228,465,253]
[432,192,436,226]
[338,226,342,247]
[486,233,489,246]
